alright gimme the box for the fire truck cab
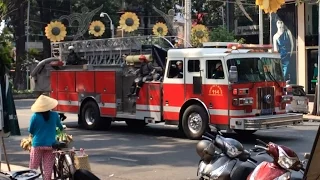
[35,38,303,140]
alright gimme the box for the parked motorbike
[247,140,306,180]
[0,170,41,180]
[196,125,272,180]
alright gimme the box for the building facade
[274,1,317,95]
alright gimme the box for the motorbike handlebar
[204,132,216,140]
[202,136,213,141]
[254,145,268,151]
[256,139,268,147]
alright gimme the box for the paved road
[5,99,319,180]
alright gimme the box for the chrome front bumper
[229,113,303,130]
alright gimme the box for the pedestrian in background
[28,95,64,180]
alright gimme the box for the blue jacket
[28,111,63,147]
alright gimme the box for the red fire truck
[41,37,303,139]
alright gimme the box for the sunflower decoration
[119,12,140,33]
[191,24,209,47]
[89,20,106,37]
[255,0,285,13]
[152,22,168,36]
[45,21,67,42]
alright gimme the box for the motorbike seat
[52,141,67,150]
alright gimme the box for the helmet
[176,61,182,66]
[139,55,147,62]
[196,140,215,158]
[68,46,75,50]
[215,63,222,69]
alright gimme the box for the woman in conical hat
[28,95,64,180]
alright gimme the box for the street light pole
[100,12,114,38]
[184,0,192,47]
[26,0,30,58]
[259,8,263,45]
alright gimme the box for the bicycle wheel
[56,156,73,180]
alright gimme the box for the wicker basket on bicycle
[74,152,91,172]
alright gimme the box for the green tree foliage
[0,28,13,76]
[209,26,245,43]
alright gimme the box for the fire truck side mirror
[228,66,238,83]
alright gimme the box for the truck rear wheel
[125,120,148,129]
[181,105,208,140]
[80,101,111,130]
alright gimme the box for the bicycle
[40,141,77,180]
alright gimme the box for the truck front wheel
[181,105,208,140]
[80,101,111,130]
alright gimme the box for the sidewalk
[0,163,29,172]
[303,102,320,121]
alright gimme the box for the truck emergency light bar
[227,43,273,52]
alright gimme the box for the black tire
[74,169,100,180]
[181,105,209,140]
[234,130,257,136]
[80,101,111,130]
[125,120,148,129]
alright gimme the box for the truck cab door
[162,59,185,121]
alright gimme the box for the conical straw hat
[31,95,58,113]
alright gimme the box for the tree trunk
[37,0,52,59]
[13,0,26,90]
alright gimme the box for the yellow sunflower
[256,0,285,13]
[191,24,209,47]
[119,12,140,33]
[45,21,67,42]
[152,22,168,36]
[89,20,106,37]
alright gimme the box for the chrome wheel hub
[85,108,95,125]
[188,112,203,134]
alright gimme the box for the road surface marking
[110,157,138,162]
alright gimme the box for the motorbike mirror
[304,153,310,160]
[209,125,222,135]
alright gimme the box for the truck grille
[257,87,275,115]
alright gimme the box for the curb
[13,94,38,99]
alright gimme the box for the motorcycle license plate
[297,100,304,105]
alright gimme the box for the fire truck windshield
[227,57,284,83]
